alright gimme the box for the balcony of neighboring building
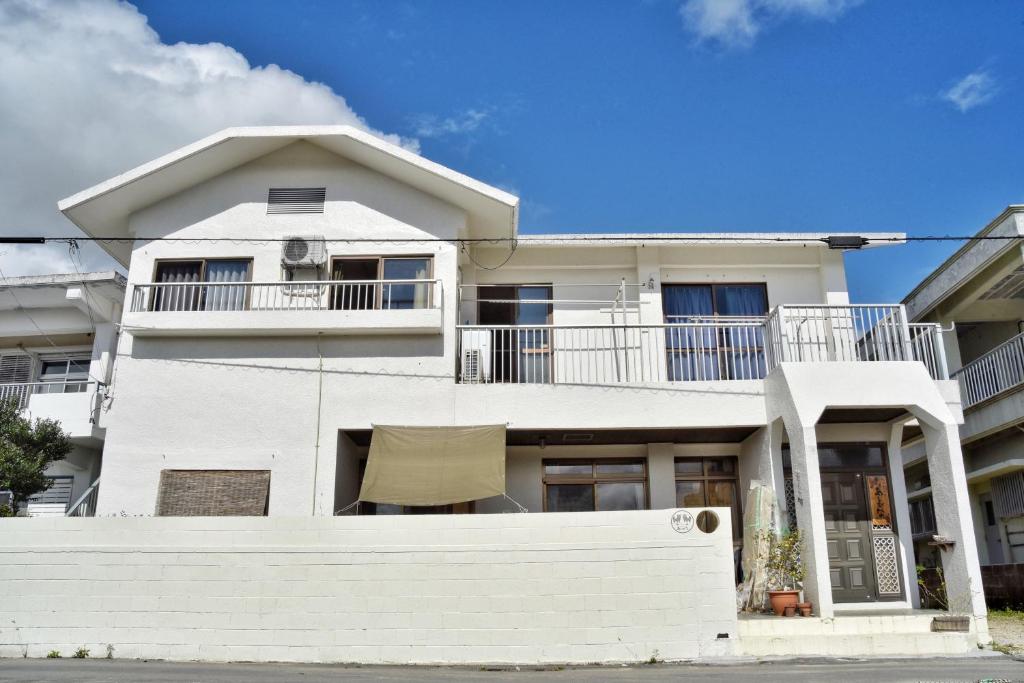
[0,356,105,444]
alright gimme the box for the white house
[902,207,1024,587]
[0,127,989,664]
[0,271,124,516]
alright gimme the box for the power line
[2,234,1023,245]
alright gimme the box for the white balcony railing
[952,330,1024,409]
[130,279,443,313]
[458,320,766,384]
[459,305,948,385]
[66,477,100,517]
[0,381,93,410]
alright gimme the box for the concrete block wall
[0,510,736,664]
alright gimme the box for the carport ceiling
[818,408,908,424]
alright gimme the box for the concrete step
[737,631,977,657]
[737,614,978,656]
[739,613,939,637]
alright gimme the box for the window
[662,284,768,381]
[152,259,252,312]
[909,497,936,538]
[477,285,553,383]
[330,256,433,310]
[37,357,90,393]
[674,457,741,540]
[543,459,648,512]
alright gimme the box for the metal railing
[952,330,1024,408]
[459,305,948,385]
[458,320,767,384]
[0,381,94,410]
[767,304,915,366]
[66,477,100,517]
[130,279,442,313]
[909,323,949,380]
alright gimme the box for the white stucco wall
[0,512,737,664]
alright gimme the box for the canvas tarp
[358,424,506,506]
[738,481,778,611]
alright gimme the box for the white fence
[131,280,442,313]
[953,330,1024,408]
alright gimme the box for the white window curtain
[154,262,202,311]
[203,260,250,311]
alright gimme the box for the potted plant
[916,565,972,632]
[763,528,805,616]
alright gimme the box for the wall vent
[992,470,1024,519]
[267,187,326,214]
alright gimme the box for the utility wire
[3,234,1023,245]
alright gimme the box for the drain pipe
[312,332,324,516]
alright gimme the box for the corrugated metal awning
[359,425,506,506]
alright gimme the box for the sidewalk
[1,654,1021,683]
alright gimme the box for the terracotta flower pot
[784,605,797,617]
[768,589,800,616]
[797,602,812,617]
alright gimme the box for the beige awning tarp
[358,425,506,506]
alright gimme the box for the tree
[0,398,72,515]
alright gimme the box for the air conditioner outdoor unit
[461,329,492,383]
[281,235,327,268]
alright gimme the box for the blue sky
[10,0,1022,301]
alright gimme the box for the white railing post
[933,324,950,380]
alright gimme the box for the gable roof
[58,126,520,266]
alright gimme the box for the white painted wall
[0,513,737,664]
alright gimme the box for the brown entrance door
[821,472,876,602]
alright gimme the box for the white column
[786,423,834,618]
[920,419,989,642]
[647,443,676,510]
[887,422,920,607]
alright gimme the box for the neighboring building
[903,206,1024,569]
[38,126,988,658]
[0,271,125,516]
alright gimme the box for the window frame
[150,257,253,312]
[661,283,769,381]
[541,458,649,512]
[329,255,434,310]
[673,456,742,540]
[476,284,554,383]
[36,355,91,393]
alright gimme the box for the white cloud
[679,0,862,47]
[411,109,491,139]
[941,69,998,113]
[0,0,417,277]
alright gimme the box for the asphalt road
[1,656,1022,683]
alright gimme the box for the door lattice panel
[873,535,901,594]
[784,477,797,530]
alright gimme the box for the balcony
[953,330,1024,409]
[124,279,444,337]
[0,381,103,441]
[457,305,947,385]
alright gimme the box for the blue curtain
[715,286,767,379]
[664,286,717,380]
[662,285,714,320]
[714,285,767,317]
